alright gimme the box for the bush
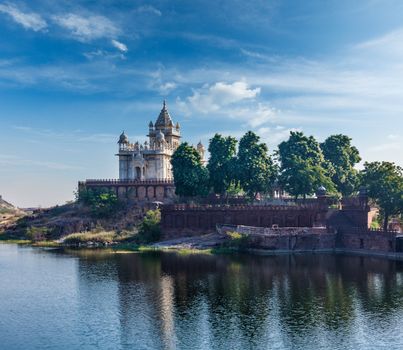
[137,209,161,243]
[224,231,250,249]
[26,226,50,241]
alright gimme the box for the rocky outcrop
[3,202,146,239]
[0,196,26,228]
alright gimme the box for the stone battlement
[81,179,174,185]
[79,178,175,203]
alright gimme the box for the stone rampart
[79,179,175,203]
[337,227,397,253]
[216,224,398,254]
[218,224,335,251]
[161,203,329,237]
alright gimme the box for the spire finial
[163,99,166,109]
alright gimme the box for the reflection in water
[0,245,402,350]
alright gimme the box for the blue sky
[0,0,402,207]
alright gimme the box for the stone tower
[117,101,181,180]
[197,140,206,164]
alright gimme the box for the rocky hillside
[0,196,26,228]
[3,201,147,241]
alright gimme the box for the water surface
[0,244,402,350]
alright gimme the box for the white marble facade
[117,101,183,181]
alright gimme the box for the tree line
[171,131,403,231]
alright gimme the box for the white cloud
[256,126,300,147]
[228,103,277,128]
[137,5,162,16]
[187,81,260,113]
[158,82,177,94]
[111,39,128,52]
[0,3,47,31]
[355,28,403,58]
[52,13,119,41]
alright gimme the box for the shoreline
[2,239,403,261]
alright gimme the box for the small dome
[175,122,180,130]
[156,130,165,141]
[316,185,327,196]
[118,131,129,144]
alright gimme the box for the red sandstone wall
[161,204,328,237]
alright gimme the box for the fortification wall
[161,203,329,237]
[219,224,336,251]
[216,224,398,254]
[79,179,176,203]
[337,227,397,253]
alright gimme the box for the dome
[156,130,165,141]
[118,131,129,144]
[316,185,327,196]
[155,100,174,128]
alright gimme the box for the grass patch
[63,231,116,245]
[173,248,212,255]
[0,239,31,245]
[32,241,61,247]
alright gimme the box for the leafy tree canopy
[137,209,161,243]
[171,142,209,198]
[277,131,335,198]
[207,134,237,195]
[77,188,122,218]
[360,161,403,231]
[236,131,277,199]
[321,134,361,196]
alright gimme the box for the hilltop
[0,196,26,227]
[1,195,150,245]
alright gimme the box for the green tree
[236,131,276,199]
[360,161,403,231]
[321,134,361,196]
[277,131,335,199]
[138,209,161,243]
[207,134,238,195]
[171,142,209,198]
[77,188,122,218]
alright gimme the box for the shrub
[26,226,50,241]
[137,209,161,243]
[224,231,250,249]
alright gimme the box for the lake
[0,244,402,350]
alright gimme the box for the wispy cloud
[52,13,119,41]
[111,39,128,52]
[0,154,80,170]
[0,3,47,31]
[137,5,162,16]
